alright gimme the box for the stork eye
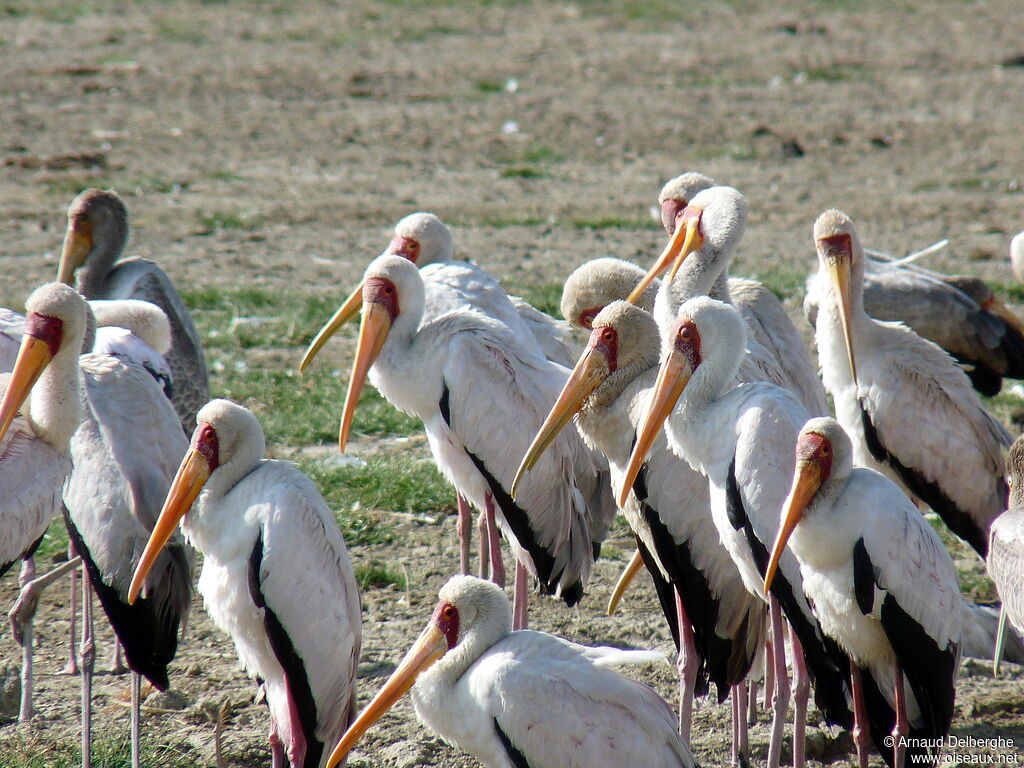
[384,285,394,294]
[821,444,830,455]
[442,604,455,618]
[679,327,692,341]
[602,329,615,343]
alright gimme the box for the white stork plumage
[804,249,1024,397]
[764,417,962,768]
[56,187,209,434]
[129,399,362,768]
[300,212,585,581]
[40,291,193,768]
[989,434,1024,674]
[513,297,766,752]
[1009,230,1024,285]
[620,296,857,768]
[0,306,25,372]
[811,209,1011,558]
[325,574,697,768]
[0,283,83,722]
[335,254,608,628]
[634,177,827,417]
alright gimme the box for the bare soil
[2,1,1024,766]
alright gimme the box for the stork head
[128,399,264,604]
[814,209,863,386]
[0,283,87,444]
[512,300,659,497]
[325,576,510,768]
[337,255,421,452]
[763,417,853,595]
[388,212,454,266]
[618,296,745,506]
[1009,434,1024,508]
[299,213,450,373]
[561,257,658,328]
[89,299,172,356]
[657,171,715,235]
[57,188,129,285]
[629,185,748,303]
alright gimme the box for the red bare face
[673,319,702,368]
[588,325,618,372]
[25,313,64,357]
[431,601,460,649]
[816,233,852,262]
[388,236,421,264]
[192,422,220,473]
[363,277,401,322]
[578,306,603,330]
[661,198,686,234]
[796,432,833,481]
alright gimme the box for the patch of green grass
[33,519,71,564]
[474,79,503,93]
[799,63,866,82]
[987,281,1024,304]
[571,216,650,230]
[500,166,545,179]
[744,265,809,301]
[39,173,185,198]
[479,215,549,228]
[305,454,452,517]
[506,280,565,318]
[154,17,207,44]
[197,209,264,232]
[355,561,406,590]
[0,732,197,768]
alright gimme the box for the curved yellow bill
[56,220,92,285]
[762,459,823,596]
[128,448,210,604]
[627,214,702,304]
[619,348,693,508]
[0,336,55,442]
[338,302,391,453]
[325,624,447,768]
[511,345,610,499]
[607,547,645,616]
[824,255,858,386]
[299,283,364,374]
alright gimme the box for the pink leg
[731,686,740,766]
[674,588,697,741]
[130,672,141,768]
[456,493,472,575]
[285,688,309,768]
[764,637,775,711]
[512,561,529,630]
[767,599,791,768]
[738,682,749,758]
[849,660,870,768]
[892,660,908,768]
[80,577,95,768]
[65,541,79,675]
[17,557,36,723]
[484,492,505,588]
[269,726,286,768]
[477,511,490,580]
[110,641,127,675]
[748,679,759,726]
[789,626,809,768]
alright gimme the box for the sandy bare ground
[2,1,1024,766]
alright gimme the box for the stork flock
[1,179,1023,768]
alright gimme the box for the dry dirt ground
[2,1,1024,766]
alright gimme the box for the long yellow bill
[619,348,693,508]
[627,214,703,304]
[128,448,211,604]
[511,345,609,499]
[56,219,92,285]
[325,624,447,768]
[762,459,823,595]
[0,335,55,442]
[607,547,645,616]
[299,283,364,374]
[824,255,858,386]
[338,301,392,452]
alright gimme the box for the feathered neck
[76,217,129,298]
